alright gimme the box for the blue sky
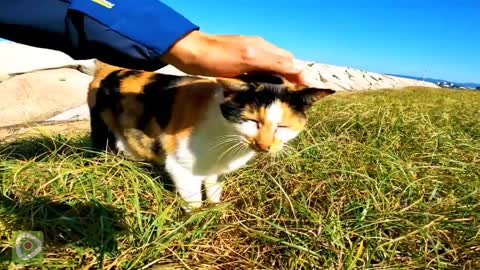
[163,0,479,83]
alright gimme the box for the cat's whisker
[269,145,292,162]
[272,151,277,164]
[214,134,244,140]
[217,141,243,162]
[235,141,249,154]
[279,148,289,159]
[232,141,248,157]
[210,139,238,150]
[281,145,297,157]
[282,144,297,152]
[209,136,243,151]
[281,146,292,156]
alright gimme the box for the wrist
[162,30,208,67]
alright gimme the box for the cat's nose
[255,142,271,152]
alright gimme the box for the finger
[283,71,309,85]
[274,48,294,59]
[255,38,294,58]
[262,42,294,58]
[254,51,302,75]
[246,50,309,84]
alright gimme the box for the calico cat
[87,60,335,211]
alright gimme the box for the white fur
[115,139,127,153]
[204,175,222,204]
[115,136,136,158]
[165,155,204,211]
[240,120,258,137]
[275,127,300,143]
[266,101,283,125]
[115,137,127,152]
[267,101,299,143]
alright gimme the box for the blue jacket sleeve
[0,0,200,71]
[69,0,199,61]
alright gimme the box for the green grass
[1,87,479,269]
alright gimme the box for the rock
[155,60,438,91]
[0,42,94,76]
[0,68,92,128]
[0,72,10,82]
[0,120,90,142]
[294,60,438,91]
[46,104,90,122]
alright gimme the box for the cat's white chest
[169,98,256,176]
[172,136,255,176]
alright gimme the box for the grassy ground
[0,87,479,269]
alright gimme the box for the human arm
[0,0,306,83]
[0,0,198,71]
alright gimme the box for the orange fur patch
[278,102,306,132]
[162,81,218,154]
[120,72,153,94]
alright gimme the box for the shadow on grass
[0,133,96,161]
[0,133,175,186]
[1,133,174,182]
[0,134,181,263]
[0,133,190,264]
[0,134,131,266]
[0,195,128,266]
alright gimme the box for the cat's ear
[293,87,335,110]
[216,78,251,101]
[216,73,285,92]
[216,78,250,92]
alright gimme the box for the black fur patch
[138,73,179,130]
[89,106,117,151]
[90,70,142,151]
[235,72,284,85]
[95,70,142,111]
[221,83,335,122]
[151,138,163,156]
[221,85,299,122]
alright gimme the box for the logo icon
[12,231,44,265]
[92,0,115,9]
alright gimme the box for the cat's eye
[277,125,289,128]
[245,119,259,125]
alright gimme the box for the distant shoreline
[388,73,480,89]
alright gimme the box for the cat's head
[217,73,335,153]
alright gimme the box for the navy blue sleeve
[0,0,200,71]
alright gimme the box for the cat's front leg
[165,157,203,212]
[204,175,223,204]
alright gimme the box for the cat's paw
[207,195,222,205]
[181,201,203,214]
[204,176,222,204]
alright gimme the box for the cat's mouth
[249,142,282,154]
[251,143,270,153]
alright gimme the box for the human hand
[162,30,308,85]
